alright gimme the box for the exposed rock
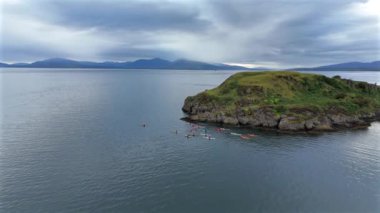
[182,71,380,132]
[249,108,280,127]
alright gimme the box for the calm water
[1,69,379,212]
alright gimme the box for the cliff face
[182,71,380,131]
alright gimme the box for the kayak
[240,135,250,140]
[203,137,216,140]
[239,134,256,139]
[216,128,230,131]
[230,132,242,136]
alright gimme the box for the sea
[1,68,379,212]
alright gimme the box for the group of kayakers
[141,122,256,140]
[186,124,214,140]
[184,123,256,140]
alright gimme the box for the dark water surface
[1,69,379,212]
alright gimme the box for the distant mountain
[0,62,9,67]
[0,58,250,70]
[294,61,380,71]
[125,58,172,69]
[2,58,379,71]
[30,58,89,68]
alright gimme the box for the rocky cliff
[182,71,380,131]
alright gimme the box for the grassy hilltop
[183,71,380,131]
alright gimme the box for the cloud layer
[1,0,379,67]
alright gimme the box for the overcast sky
[1,0,379,68]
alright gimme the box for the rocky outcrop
[182,71,380,132]
[182,101,379,131]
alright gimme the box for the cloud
[197,0,379,67]
[45,0,212,32]
[1,0,379,67]
[1,12,117,62]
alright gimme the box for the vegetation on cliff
[182,71,380,131]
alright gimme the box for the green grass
[190,71,380,115]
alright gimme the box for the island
[182,71,380,131]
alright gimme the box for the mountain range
[0,58,379,71]
[293,61,380,71]
[0,58,248,70]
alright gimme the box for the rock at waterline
[182,71,380,131]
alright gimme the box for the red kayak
[240,135,250,140]
[240,134,256,139]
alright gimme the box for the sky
[0,0,379,68]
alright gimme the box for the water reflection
[1,69,379,212]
